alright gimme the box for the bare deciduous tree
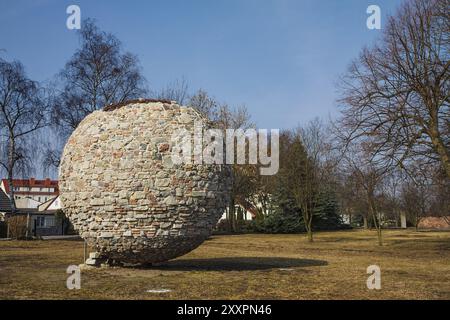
[0,58,48,212]
[156,77,189,105]
[277,120,331,242]
[336,170,369,227]
[285,131,316,241]
[189,89,256,231]
[46,19,148,169]
[338,0,450,178]
[340,142,389,245]
[401,179,427,230]
[188,89,219,120]
[399,162,448,230]
[296,119,334,241]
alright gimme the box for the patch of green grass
[0,229,449,299]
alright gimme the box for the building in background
[0,178,59,204]
[38,196,62,212]
[0,179,64,237]
[0,188,12,221]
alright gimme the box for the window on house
[45,217,55,227]
[36,217,45,227]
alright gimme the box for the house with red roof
[0,179,65,237]
[0,178,59,204]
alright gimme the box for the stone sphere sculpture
[59,99,231,265]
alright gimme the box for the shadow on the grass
[146,257,328,271]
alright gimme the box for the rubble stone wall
[59,100,231,264]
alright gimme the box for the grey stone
[85,258,99,266]
[100,232,114,238]
[192,191,207,197]
[89,252,101,259]
[164,196,177,206]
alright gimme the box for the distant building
[0,187,12,221]
[0,180,65,237]
[0,178,59,204]
[15,197,42,209]
[418,216,450,230]
[220,196,273,222]
[38,196,62,212]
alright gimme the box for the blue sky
[0,0,403,129]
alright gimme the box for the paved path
[41,235,81,240]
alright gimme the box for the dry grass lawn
[0,229,449,300]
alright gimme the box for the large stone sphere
[59,99,231,264]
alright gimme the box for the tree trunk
[301,201,314,243]
[368,191,382,246]
[429,124,450,179]
[228,198,236,233]
[400,211,407,229]
[306,228,313,242]
[371,210,383,246]
[7,134,16,213]
[376,226,382,246]
[363,215,368,229]
[236,207,243,232]
[25,213,30,238]
[306,213,314,243]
